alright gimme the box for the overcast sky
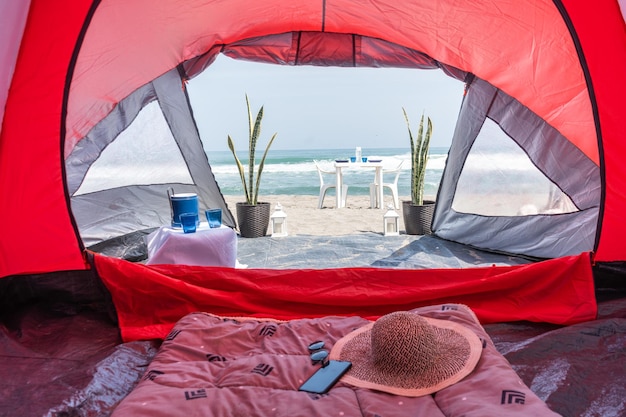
[187,55,466,152]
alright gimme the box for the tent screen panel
[452,119,577,217]
[76,101,193,196]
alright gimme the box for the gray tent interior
[434,77,600,258]
[68,68,235,246]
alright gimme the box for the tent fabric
[67,67,236,244]
[1,1,626,271]
[184,33,468,81]
[571,1,626,262]
[0,0,93,277]
[65,1,595,163]
[0,1,30,130]
[433,77,600,258]
[93,251,597,342]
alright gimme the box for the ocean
[78,143,569,217]
[209,147,449,197]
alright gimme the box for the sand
[224,194,413,236]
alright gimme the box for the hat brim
[329,314,482,397]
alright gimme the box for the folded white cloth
[146,224,237,267]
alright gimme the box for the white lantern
[270,202,288,237]
[383,204,400,236]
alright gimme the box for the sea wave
[210,151,448,174]
[77,147,450,196]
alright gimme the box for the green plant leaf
[403,108,433,205]
[254,132,278,205]
[227,135,250,203]
[247,97,257,199]
[228,94,278,206]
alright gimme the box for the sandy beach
[223,192,554,237]
[224,194,414,236]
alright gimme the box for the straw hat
[329,311,482,397]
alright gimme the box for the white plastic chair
[314,160,349,208]
[369,161,403,209]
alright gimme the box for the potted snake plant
[227,95,277,237]
[402,108,435,235]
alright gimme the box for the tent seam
[551,0,604,257]
[60,0,102,260]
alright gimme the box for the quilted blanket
[112,304,560,416]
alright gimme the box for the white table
[146,223,237,267]
[334,161,384,209]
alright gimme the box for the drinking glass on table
[205,208,222,228]
[180,213,197,233]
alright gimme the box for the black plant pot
[236,202,271,238]
[402,200,435,235]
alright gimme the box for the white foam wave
[211,153,447,174]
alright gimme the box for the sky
[187,55,466,152]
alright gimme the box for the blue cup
[170,193,198,227]
[205,208,222,228]
[180,213,197,233]
[350,156,356,163]
[362,157,368,162]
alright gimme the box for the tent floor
[235,233,532,269]
[90,229,533,269]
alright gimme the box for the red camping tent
[1,0,625,325]
[1,3,626,415]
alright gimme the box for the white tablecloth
[146,223,237,267]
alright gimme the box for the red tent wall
[0,1,29,130]
[563,0,626,262]
[94,252,597,342]
[66,0,595,164]
[0,0,92,277]
[1,1,626,278]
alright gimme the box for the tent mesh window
[452,118,577,217]
[76,101,193,196]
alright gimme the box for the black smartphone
[299,360,352,394]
